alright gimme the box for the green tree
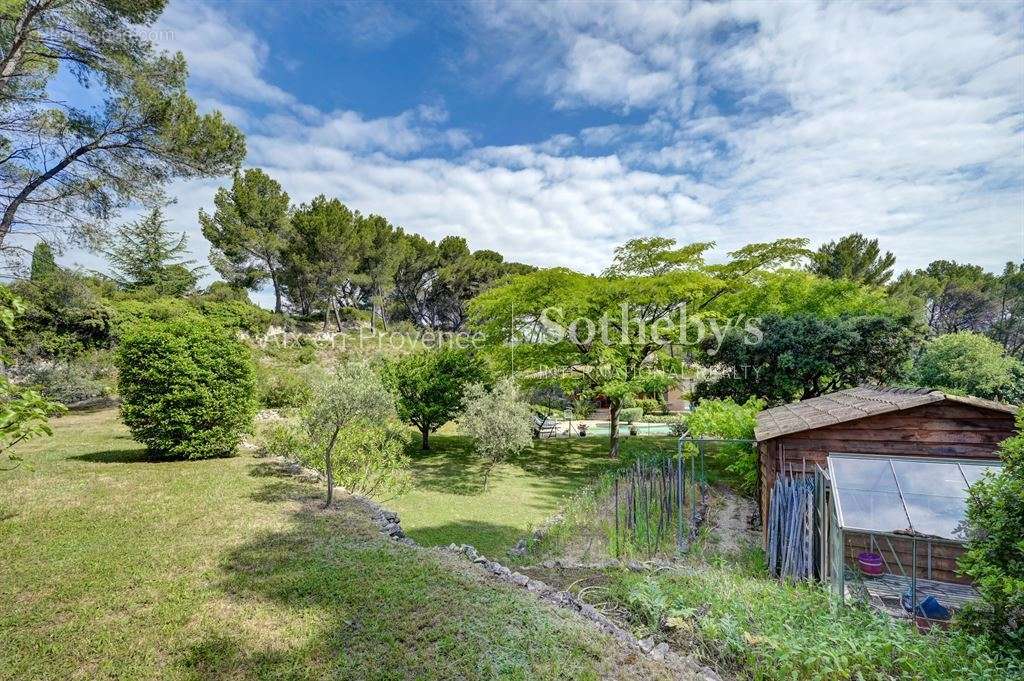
[29,241,57,281]
[809,233,896,286]
[105,207,201,295]
[199,168,291,313]
[959,409,1024,646]
[457,378,534,489]
[694,314,921,406]
[0,1,245,249]
[990,262,1024,358]
[686,397,764,493]
[301,362,404,507]
[891,260,999,334]
[382,345,488,450]
[912,332,1022,402]
[358,214,402,331]
[0,289,65,468]
[280,196,365,324]
[470,237,808,455]
[115,316,257,460]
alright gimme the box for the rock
[638,637,656,654]
[650,642,670,661]
[700,667,722,681]
[526,579,546,593]
[472,555,489,564]
[508,539,528,557]
[541,559,559,569]
[511,572,529,587]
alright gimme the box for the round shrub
[115,318,257,459]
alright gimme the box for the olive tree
[457,378,533,489]
[301,362,409,506]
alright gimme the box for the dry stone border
[270,457,721,679]
[363,500,720,681]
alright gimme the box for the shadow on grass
[178,475,598,679]
[69,448,151,464]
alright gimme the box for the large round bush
[116,317,257,459]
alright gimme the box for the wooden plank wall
[843,532,970,584]
[762,401,1012,487]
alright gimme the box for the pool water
[585,422,674,436]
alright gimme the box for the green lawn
[0,409,677,680]
[391,433,679,557]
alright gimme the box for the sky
[54,0,1024,308]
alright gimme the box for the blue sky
[54,1,1024,307]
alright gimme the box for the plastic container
[857,552,884,576]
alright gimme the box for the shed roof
[755,386,1017,442]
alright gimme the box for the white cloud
[52,0,1022,310]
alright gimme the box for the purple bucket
[858,552,884,576]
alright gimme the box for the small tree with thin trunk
[457,378,533,489]
[301,362,401,507]
[382,345,488,450]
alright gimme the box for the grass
[0,408,679,680]
[390,434,680,557]
[605,551,1022,681]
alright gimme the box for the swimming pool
[584,422,675,437]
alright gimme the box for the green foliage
[200,168,292,312]
[610,567,1021,681]
[687,397,764,493]
[29,242,58,282]
[195,298,275,335]
[458,378,534,487]
[382,345,488,450]
[108,296,197,338]
[913,332,1023,402]
[714,268,904,320]
[470,237,808,455]
[105,207,202,295]
[0,2,245,248]
[619,407,643,423]
[809,233,896,286]
[9,268,113,359]
[254,418,312,460]
[297,418,412,500]
[301,362,409,502]
[0,291,66,465]
[19,350,115,404]
[696,313,921,405]
[255,362,323,410]
[891,260,1024,359]
[115,318,257,459]
[959,410,1024,646]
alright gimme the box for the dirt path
[707,486,760,556]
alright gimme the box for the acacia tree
[382,345,488,450]
[469,237,808,456]
[0,1,245,250]
[199,168,291,313]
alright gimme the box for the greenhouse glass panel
[829,456,910,532]
[960,464,1001,487]
[891,459,969,539]
[828,454,1004,541]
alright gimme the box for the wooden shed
[755,386,1016,585]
